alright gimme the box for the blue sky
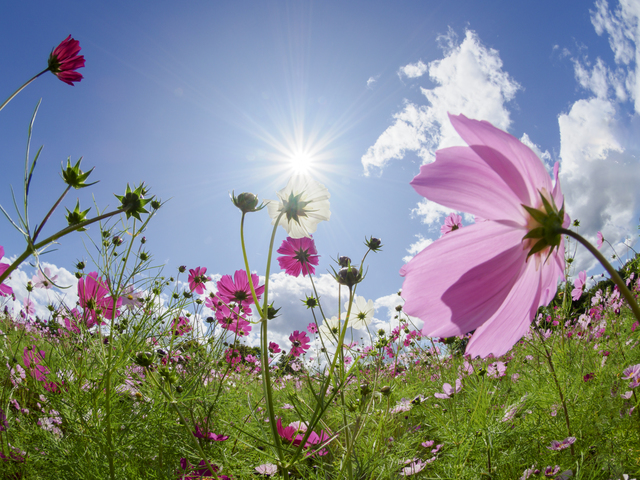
[1,0,639,347]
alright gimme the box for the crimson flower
[216,270,264,308]
[277,236,320,277]
[268,342,281,354]
[401,114,569,358]
[193,425,229,441]
[48,35,85,85]
[0,246,13,297]
[188,266,210,294]
[289,330,310,357]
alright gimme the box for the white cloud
[402,234,434,263]
[367,75,380,88]
[398,60,428,79]
[362,29,520,175]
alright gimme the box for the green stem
[0,69,49,113]
[559,228,640,323]
[240,213,263,318]
[0,207,127,285]
[147,370,220,479]
[32,185,71,243]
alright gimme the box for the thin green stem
[0,207,127,285]
[559,228,640,322]
[0,69,49,113]
[240,213,264,318]
[33,185,71,243]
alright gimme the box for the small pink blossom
[487,361,507,378]
[188,267,210,294]
[277,236,320,277]
[289,330,311,357]
[440,212,462,235]
[571,271,587,301]
[269,342,281,354]
[547,436,576,451]
[255,463,278,476]
[596,231,603,249]
[171,316,192,336]
[32,267,57,289]
[622,364,640,380]
[307,322,318,334]
[434,379,462,399]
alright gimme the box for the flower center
[282,192,312,224]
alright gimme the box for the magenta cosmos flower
[48,35,85,85]
[289,330,311,357]
[400,114,569,358]
[216,270,264,308]
[77,272,122,327]
[0,246,13,297]
[188,266,210,294]
[277,236,320,277]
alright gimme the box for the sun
[289,149,314,174]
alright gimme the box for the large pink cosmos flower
[77,272,122,327]
[400,114,569,358]
[48,35,85,85]
[277,236,320,277]
[216,270,264,308]
[0,246,13,297]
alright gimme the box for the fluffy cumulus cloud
[362,28,520,258]
[362,28,520,177]
[398,60,428,79]
[558,0,640,272]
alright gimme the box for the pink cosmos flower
[434,379,462,399]
[547,436,576,451]
[0,246,13,297]
[193,424,229,441]
[256,463,278,476]
[289,330,311,357]
[77,272,122,327]
[48,35,85,85]
[400,114,569,358]
[307,322,318,334]
[216,270,264,308]
[277,236,320,277]
[269,342,281,354]
[400,459,427,476]
[32,267,57,289]
[121,285,144,309]
[596,231,603,250]
[23,347,50,381]
[487,361,507,378]
[188,267,210,294]
[571,271,587,301]
[171,316,192,336]
[441,212,462,235]
[622,364,640,381]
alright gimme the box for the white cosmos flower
[344,295,375,329]
[318,316,341,344]
[267,175,331,239]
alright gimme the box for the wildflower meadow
[1,34,640,480]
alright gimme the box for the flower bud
[337,266,361,287]
[178,266,186,273]
[112,236,123,246]
[134,352,154,367]
[338,256,351,267]
[380,385,392,396]
[365,236,383,252]
[231,191,265,213]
